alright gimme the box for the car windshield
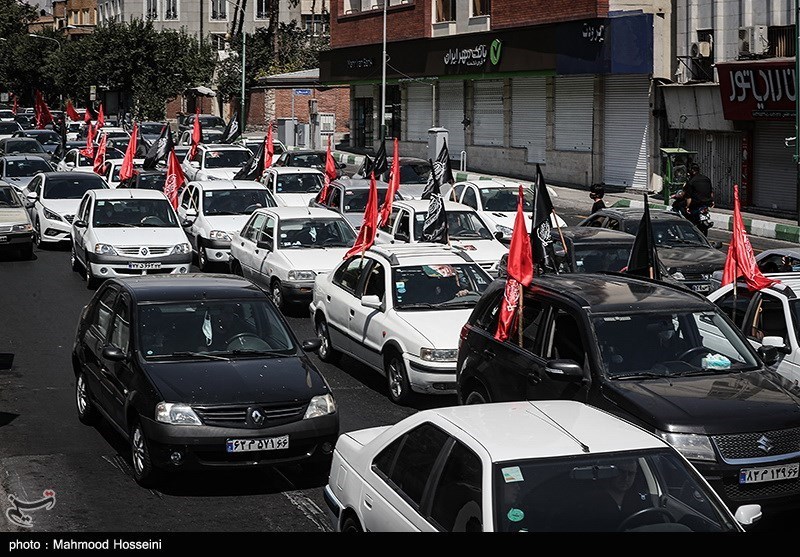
[493,450,738,532]
[4,139,44,154]
[31,131,61,145]
[397,162,431,184]
[593,310,760,377]
[272,143,285,155]
[109,166,121,182]
[203,189,272,216]
[479,187,534,212]
[0,186,23,208]
[140,123,165,135]
[552,242,633,273]
[344,188,392,213]
[0,123,19,134]
[136,173,167,190]
[198,116,226,128]
[4,158,51,177]
[413,210,492,240]
[201,131,223,142]
[275,172,323,194]
[103,148,126,160]
[277,218,356,248]
[288,153,325,167]
[625,218,709,247]
[44,176,106,198]
[392,264,491,309]
[139,300,295,358]
[203,149,251,169]
[92,198,178,228]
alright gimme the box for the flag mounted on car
[372,140,388,179]
[96,103,105,129]
[188,107,203,160]
[356,155,373,179]
[421,139,454,199]
[34,90,53,130]
[119,123,139,184]
[419,156,448,244]
[233,135,266,181]
[530,164,555,271]
[80,123,95,159]
[65,100,81,122]
[142,125,173,170]
[378,138,401,227]
[164,146,186,209]
[320,136,337,204]
[92,133,107,175]
[220,111,240,144]
[344,172,379,259]
[626,194,663,280]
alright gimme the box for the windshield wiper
[671,368,722,377]
[164,351,230,361]
[221,349,290,358]
[396,302,437,309]
[666,238,707,247]
[612,371,669,380]
[437,299,478,308]
[97,222,139,227]
[207,211,242,216]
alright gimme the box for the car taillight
[459,323,470,348]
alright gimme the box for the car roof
[115,274,268,303]
[367,242,475,266]
[556,227,636,243]
[455,179,529,189]
[188,180,266,190]
[42,171,101,180]
[198,144,250,151]
[269,166,324,175]
[428,401,665,462]
[0,155,52,162]
[287,149,325,155]
[592,207,682,221]
[331,178,390,189]
[757,247,800,260]
[91,188,167,200]
[99,127,128,133]
[394,199,473,212]
[255,206,346,220]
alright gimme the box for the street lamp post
[380,0,387,141]
[795,0,799,224]
[222,0,246,132]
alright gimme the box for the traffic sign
[293,89,312,96]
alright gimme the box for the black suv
[457,273,800,521]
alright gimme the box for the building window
[471,0,489,17]
[164,0,177,19]
[211,33,227,51]
[768,25,796,58]
[302,14,328,36]
[255,0,268,20]
[210,0,227,20]
[343,0,359,14]
[145,0,158,19]
[435,0,454,22]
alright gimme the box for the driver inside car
[649,317,690,363]
[207,305,255,351]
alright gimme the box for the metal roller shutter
[354,84,373,98]
[753,121,796,212]
[603,75,651,188]
[473,80,504,146]
[684,131,742,209]
[554,76,593,152]
[511,77,546,164]
[438,81,465,156]
[405,84,433,142]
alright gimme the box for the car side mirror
[302,338,322,352]
[712,241,723,249]
[544,359,584,381]
[757,345,780,366]
[494,231,504,242]
[185,208,198,219]
[733,504,762,527]
[189,161,200,169]
[395,231,409,243]
[257,240,273,251]
[181,219,193,228]
[65,162,75,169]
[361,295,382,310]
[337,162,346,169]
[73,219,87,228]
[26,192,38,202]
[102,345,126,362]
[762,336,791,354]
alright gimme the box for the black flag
[142,125,173,170]
[420,193,449,244]
[357,155,373,178]
[421,139,454,199]
[530,164,555,270]
[220,111,241,144]
[373,140,388,179]
[626,194,663,280]
[233,138,266,181]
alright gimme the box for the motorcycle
[669,190,713,236]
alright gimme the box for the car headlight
[303,394,336,419]
[658,431,716,462]
[155,402,202,425]
[11,223,32,232]
[420,348,459,362]
[671,271,686,280]
[495,225,513,237]
[171,243,191,255]
[209,230,232,242]
[288,270,316,281]
[94,243,118,255]
[42,207,63,221]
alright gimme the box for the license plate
[739,463,799,484]
[127,262,162,270]
[0,236,6,242]
[691,284,711,293]
[226,435,289,453]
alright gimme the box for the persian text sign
[717,61,796,121]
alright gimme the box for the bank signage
[717,60,796,121]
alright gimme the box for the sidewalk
[332,150,800,243]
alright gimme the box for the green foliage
[0,0,53,105]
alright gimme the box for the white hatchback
[182,143,253,182]
[261,167,325,207]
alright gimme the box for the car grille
[0,225,11,233]
[63,214,74,224]
[719,475,800,504]
[713,427,800,462]
[193,402,308,429]
[116,268,175,275]
[679,272,712,281]
[116,246,171,256]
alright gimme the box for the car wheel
[271,279,284,311]
[70,244,80,271]
[75,372,99,425]
[316,317,340,364]
[130,418,160,488]
[19,242,34,261]
[341,515,363,533]
[385,351,412,405]
[197,240,210,272]
[33,217,42,247]
[464,386,490,405]
[84,252,98,289]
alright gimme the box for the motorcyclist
[672,163,713,236]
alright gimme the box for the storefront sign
[717,61,796,121]
[444,44,488,68]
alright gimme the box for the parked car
[0,137,51,160]
[178,113,227,133]
[579,207,726,294]
[324,400,762,532]
[69,188,192,288]
[177,128,224,146]
[22,171,108,245]
[309,178,403,231]
[261,167,324,207]
[229,207,357,311]
[0,109,14,122]
[0,121,23,140]
[0,155,54,194]
[182,143,253,182]
[117,170,167,191]
[310,243,492,404]
[71,274,339,486]
[441,179,566,243]
[353,156,431,200]
[100,159,129,188]
[138,121,169,144]
[11,129,62,155]
[175,179,277,271]
[376,199,508,277]
[94,126,131,151]
[710,247,800,290]
[239,134,285,165]
[0,184,34,259]
[14,114,35,131]
[456,272,800,521]
[273,149,333,172]
[55,147,125,173]
[65,121,83,141]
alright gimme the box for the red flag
[93,134,107,175]
[378,138,401,227]
[320,136,337,204]
[263,122,274,173]
[96,104,105,129]
[188,107,202,160]
[119,123,138,183]
[65,100,81,121]
[80,123,95,158]
[495,186,535,342]
[34,90,53,129]
[344,172,379,259]
[84,108,92,123]
[164,148,185,209]
[721,184,778,291]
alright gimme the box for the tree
[0,0,54,105]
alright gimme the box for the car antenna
[527,403,590,453]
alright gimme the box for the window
[435,0,455,22]
[712,286,754,329]
[332,257,367,293]
[379,208,399,233]
[210,0,227,20]
[769,25,796,58]
[327,187,342,209]
[471,0,489,17]
[543,310,587,366]
[362,262,386,301]
[255,0,268,20]
[373,438,401,477]
[462,187,478,209]
[110,297,131,354]
[164,0,178,19]
[179,186,192,209]
[430,442,483,532]
[395,210,411,241]
[302,14,329,36]
[748,295,788,344]
[520,299,548,354]
[92,287,118,339]
[242,213,267,242]
[145,0,158,19]
[258,216,275,249]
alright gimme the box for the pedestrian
[683,163,714,235]
[589,183,605,213]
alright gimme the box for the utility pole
[796,0,799,223]
[380,0,387,141]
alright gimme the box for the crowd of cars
[7,110,800,533]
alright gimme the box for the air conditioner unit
[690,41,712,58]
[739,25,769,55]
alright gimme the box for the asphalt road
[0,206,795,533]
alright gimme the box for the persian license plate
[739,463,799,484]
[127,262,162,270]
[691,283,711,293]
[226,435,289,453]
[0,236,7,242]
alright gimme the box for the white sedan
[261,167,325,207]
[324,400,761,532]
[182,144,253,182]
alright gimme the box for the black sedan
[72,275,339,487]
[12,129,63,154]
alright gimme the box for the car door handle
[326,295,331,302]
[363,495,373,510]
[349,309,355,316]
[483,349,495,360]
[527,372,540,385]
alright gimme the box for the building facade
[52,0,98,38]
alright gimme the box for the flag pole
[518,285,524,348]
[552,208,568,266]
[532,181,540,273]
[732,280,738,325]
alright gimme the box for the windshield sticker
[202,310,213,346]
[502,466,524,483]
[603,316,631,321]
[205,191,212,197]
[422,264,456,278]
[507,508,525,522]
[96,201,105,206]
[702,354,731,370]
[309,227,317,241]
[395,281,406,294]
[208,152,221,158]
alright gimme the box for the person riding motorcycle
[671,163,713,236]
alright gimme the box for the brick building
[52,0,97,38]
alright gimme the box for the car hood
[448,239,507,264]
[394,308,474,348]
[481,210,565,231]
[201,168,240,180]
[41,198,81,215]
[1,176,33,190]
[603,370,800,435]
[204,214,252,235]
[144,355,328,404]
[0,207,30,225]
[282,247,352,273]
[343,213,363,230]
[91,227,189,246]
[657,246,727,273]
[273,192,318,207]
